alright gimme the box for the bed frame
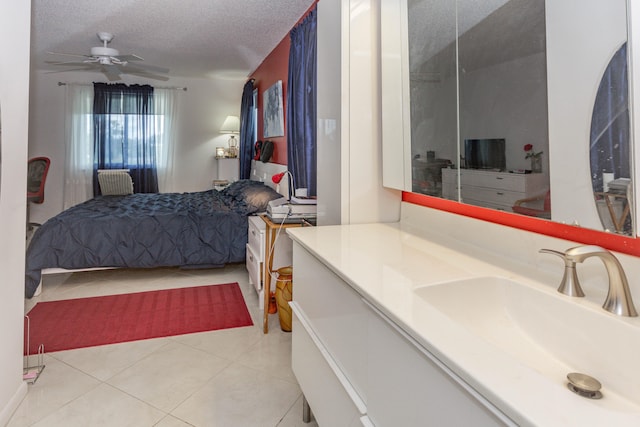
[250,160,289,198]
[33,160,290,295]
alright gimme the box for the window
[93,113,165,167]
[63,84,177,206]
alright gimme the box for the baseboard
[0,381,27,426]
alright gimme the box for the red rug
[24,283,253,354]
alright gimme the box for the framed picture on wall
[263,80,284,138]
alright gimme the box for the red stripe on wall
[402,191,640,257]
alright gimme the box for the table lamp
[272,171,294,200]
[220,115,240,157]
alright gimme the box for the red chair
[27,157,51,231]
[512,190,551,219]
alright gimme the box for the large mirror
[381,0,635,237]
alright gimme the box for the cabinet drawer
[365,301,512,427]
[293,244,368,404]
[461,186,523,207]
[247,215,265,259]
[246,244,262,291]
[460,171,525,191]
[292,306,365,426]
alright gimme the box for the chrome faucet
[541,245,638,317]
[539,248,585,297]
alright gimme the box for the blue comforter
[25,181,282,298]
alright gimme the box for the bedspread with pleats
[24,185,268,298]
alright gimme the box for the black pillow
[221,180,282,214]
[260,140,274,162]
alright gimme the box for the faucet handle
[539,249,586,297]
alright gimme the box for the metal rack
[23,315,45,384]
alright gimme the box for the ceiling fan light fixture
[91,46,119,57]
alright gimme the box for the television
[464,138,506,171]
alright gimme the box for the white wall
[316,0,343,225]
[0,1,30,424]
[349,0,402,224]
[410,74,457,165]
[459,52,549,172]
[28,71,244,223]
[317,0,402,225]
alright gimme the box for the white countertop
[287,221,640,427]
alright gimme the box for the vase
[275,266,293,332]
[530,156,542,173]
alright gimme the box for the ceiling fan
[46,32,170,81]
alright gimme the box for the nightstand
[246,215,295,325]
[216,157,239,182]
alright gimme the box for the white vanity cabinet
[365,302,509,426]
[291,245,368,425]
[291,241,511,427]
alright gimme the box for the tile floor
[10,264,318,427]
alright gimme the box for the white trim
[0,382,27,427]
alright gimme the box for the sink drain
[567,372,603,399]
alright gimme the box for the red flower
[524,143,533,152]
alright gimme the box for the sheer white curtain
[63,84,94,209]
[154,88,179,193]
[63,85,179,203]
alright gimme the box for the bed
[25,161,288,298]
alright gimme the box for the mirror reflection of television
[464,138,506,171]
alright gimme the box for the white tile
[13,265,307,427]
[8,356,101,426]
[277,395,319,427]
[170,326,263,361]
[153,414,194,427]
[50,338,171,381]
[237,329,297,384]
[107,341,231,412]
[30,383,165,427]
[171,363,302,427]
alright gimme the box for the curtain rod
[57,82,187,91]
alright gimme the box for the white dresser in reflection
[442,168,548,212]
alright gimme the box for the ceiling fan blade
[123,62,170,74]
[45,59,98,66]
[114,54,144,62]
[101,64,122,81]
[44,66,97,74]
[47,51,94,59]
[45,60,86,66]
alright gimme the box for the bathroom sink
[413,277,640,406]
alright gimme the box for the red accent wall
[250,1,317,165]
[251,37,291,165]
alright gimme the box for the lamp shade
[272,172,286,183]
[220,115,240,133]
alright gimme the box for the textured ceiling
[30,0,316,80]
